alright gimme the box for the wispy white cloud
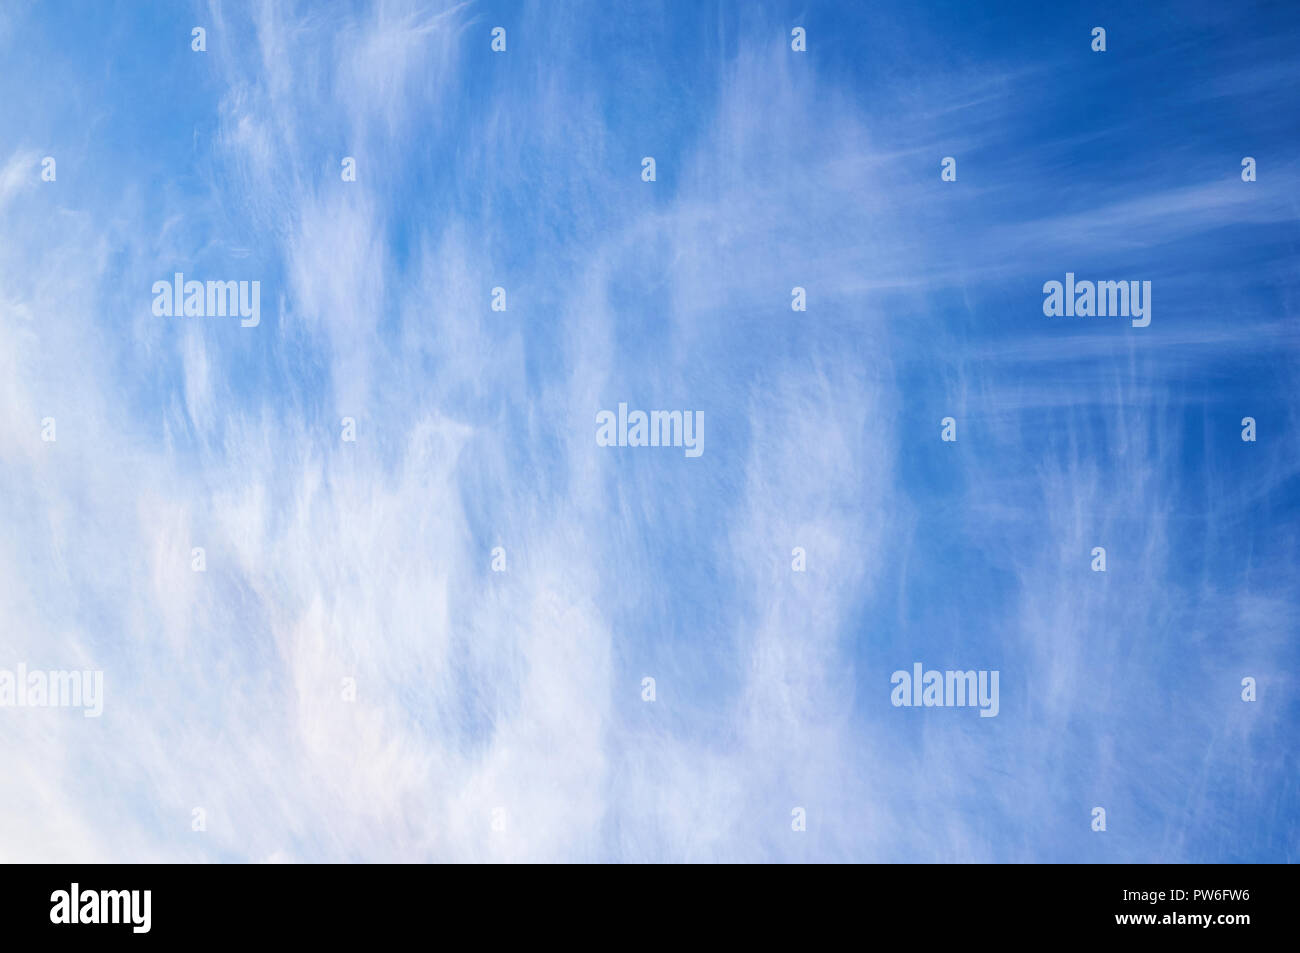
[1,1,1295,863]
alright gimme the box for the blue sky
[0,0,1296,862]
